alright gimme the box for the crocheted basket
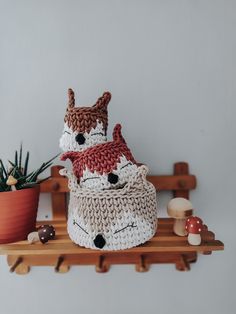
[61,124,138,191]
[60,165,158,250]
[59,89,111,152]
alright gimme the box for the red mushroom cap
[185,216,203,234]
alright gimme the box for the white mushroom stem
[27,232,40,244]
[188,233,201,246]
[167,198,193,237]
[173,218,188,236]
[6,175,18,191]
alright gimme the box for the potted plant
[0,145,57,244]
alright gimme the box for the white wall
[0,1,235,313]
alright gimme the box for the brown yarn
[61,124,137,178]
[64,89,111,134]
[68,88,75,109]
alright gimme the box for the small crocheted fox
[59,89,111,152]
[61,124,138,190]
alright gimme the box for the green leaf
[19,182,37,189]
[7,160,23,177]
[1,150,58,192]
[0,159,7,178]
[15,150,18,167]
[48,153,60,163]
[19,143,22,170]
[27,154,58,183]
[35,162,53,179]
[24,151,29,176]
[0,185,5,192]
[0,180,7,191]
[39,162,54,173]
[7,161,22,179]
[27,163,45,183]
[8,160,15,167]
[15,171,34,184]
[37,176,51,184]
[0,168,5,182]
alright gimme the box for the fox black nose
[94,234,106,249]
[108,173,119,184]
[75,133,85,145]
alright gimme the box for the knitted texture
[61,124,138,190]
[60,120,107,153]
[59,89,111,152]
[60,165,158,250]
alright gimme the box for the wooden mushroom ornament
[6,175,18,191]
[167,197,193,236]
[28,225,55,244]
[185,216,203,245]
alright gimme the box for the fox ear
[113,124,126,144]
[61,151,78,162]
[94,92,111,111]
[67,88,75,109]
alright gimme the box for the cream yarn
[75,155,138,191]
[60,165,158,250]
[59,120,107,152]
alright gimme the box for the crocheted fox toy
[59,89,158,250]
[59,89,111,152]
[61,124,138,190]
[60,165,158,250]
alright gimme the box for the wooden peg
[175,255,190,271]
[95,255,109,273]
[178,179,186,189]
[55,256,69,273]
[7,256,30,274]
[202,251,212,255]
[174,162,190,199]
[15,263,30,275]
[55,256,64,272]
[52,182,60,191]
[9,257,23,273]
[135,255,149,272]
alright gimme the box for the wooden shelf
[0,162,224,274]
[0,218,223,274]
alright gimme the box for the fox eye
[120,162,132,170]
[73,219,88,234]
[91,132,104,136]
[64,130,71,135]
[114,222,137,234]
[81,176,100,183]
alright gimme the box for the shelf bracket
[55,256,69,273]
[95,255,109,273]
[175,254,190,271]
[9,256,30,274]
[135,255,149,272]
[9,256,23,273]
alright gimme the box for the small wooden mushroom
[185,216,203,245]
[6,175,18,191]
[28,225,55,244]
[167,197,193,236]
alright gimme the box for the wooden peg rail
[0,162,224,274]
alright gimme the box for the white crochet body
[80,155,138,190]
[59,120,107,152]
[60,166,158,250]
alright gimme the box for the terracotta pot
[0,185,40,244]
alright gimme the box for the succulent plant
[0,144,58,192]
